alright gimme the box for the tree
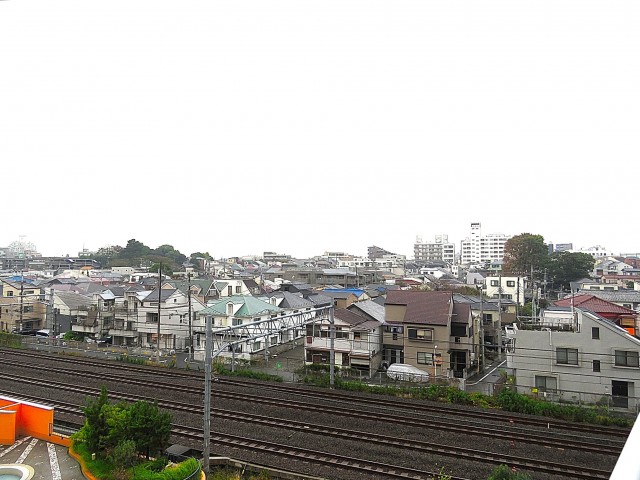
[81,386,111,453]
[128,400,172,459]
[149,263,173,276]
[503,233,549,276]
[77,388,172,461]
[547,251,595,291]
[120,239,152,259]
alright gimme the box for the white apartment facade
[414,234,456,264]
[460,223,511,265]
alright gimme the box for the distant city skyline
[2,1,638,263]
[2,223,638,262]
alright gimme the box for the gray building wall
[509,309,640,409]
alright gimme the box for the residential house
[320,291,359,309]
[195,295,283,362]
[508,308,640,410]
[48,290,92,335]
[572,290,640,314]
[553,294,638,336]
[484,276,526,305]
[305,307,384,375]
[136,288,206,351]
[382,291,453,379]
[0,278,46,333]
[593,258,633,278]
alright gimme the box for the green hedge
[0,332,23,348]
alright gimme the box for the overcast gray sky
[1,1,639,259]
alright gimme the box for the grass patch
[71,441,200,480]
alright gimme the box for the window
[235,285,241,294]
[451,324,467,337]
[227,304,233,315]
[232,318,242,326]
[506,281,515,287]
[491,280,499,287]
[6,291,13,297]
[556,347,578,365]
[593,360,601,372]
[407,328,434,342]
[592,327,600,340]
[253,341,261,351]
[417,352,434,365]
[615,350,639,368]
[535,375,557,393]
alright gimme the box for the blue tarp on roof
[323,288,365,297]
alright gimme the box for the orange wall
[0,410,17,445]
[0,396,71,447]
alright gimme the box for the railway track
[0,363,626,456]
[1,389,615,480]
[1,348,631,438]
[0,348,625,479]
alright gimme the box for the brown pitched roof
[452,302,471,324]
[385,290,452,326]
[334,308,371,327]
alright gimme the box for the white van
[36,329,51,338]
[385,363,430,383]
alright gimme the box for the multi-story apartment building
[414,235,455,264]
[460,223,511,265]
[368,245,394,260]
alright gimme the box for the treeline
[93,239,212,275]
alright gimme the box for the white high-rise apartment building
[460,223,511,265]
[414,234,456,264]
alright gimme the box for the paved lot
[0,437,83,480]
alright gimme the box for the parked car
[385,363,430,383]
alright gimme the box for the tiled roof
[144,288,178,302]
[267,291,314,309]
[452,302,471,324]
[385,290,452,326]
[334,308,370,327]
[554,295,636,315]
[306,293,334,307]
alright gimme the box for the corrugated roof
[56,290,92,309]
[348,300,385,323]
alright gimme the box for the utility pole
[19,271,24,331]
[187,272,192,361]
[478,284,485,370]
[203,313,211,474]
[156,263,162,364]
[497,273,503,356]
[531,265,536,324]
[329,307,335,389]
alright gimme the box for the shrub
[487,464,531,479]
[109,439,137,469]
